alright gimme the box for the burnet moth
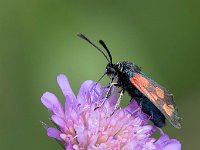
[77,33,181,129]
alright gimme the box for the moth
[77,33,181,128]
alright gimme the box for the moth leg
[95,82,118,110]
[110,89,124,116]
[106,82,119,98]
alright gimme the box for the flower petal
[65,141,73,150]
[47,127,62,141]
[65,92,76,114]
[41,92,64,117]
[77,80,106,106]
[163,139,181,150]
[57,74,77,113]
[156,133,170,144]
[156,134,181,150]
[125,99,149,124]
[51,115,65,128]
[125,99,140,114]
[77,80,94,104]
[136,125,156,139]
[57,74,76,99]
[106,93,118,107]
[103,93,118,114]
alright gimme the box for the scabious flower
[41,74,181,150]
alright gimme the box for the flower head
[41,74,181,150]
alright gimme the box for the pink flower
[41,74,181,150]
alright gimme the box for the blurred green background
[0,0,199,149]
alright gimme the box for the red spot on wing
[131,74,149,87]
[163,104,174,116]
[155,87,164,99]
[130,74,158,101]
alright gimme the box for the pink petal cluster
[41,74,181,150]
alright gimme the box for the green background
[0,0,199,149]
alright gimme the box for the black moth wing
[130,72,181,129]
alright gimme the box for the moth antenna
[99,40,113,65]
[96,72,106,84]
[77,33,110,63]
[92,72,106,94]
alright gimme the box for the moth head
[105,63,116,78]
